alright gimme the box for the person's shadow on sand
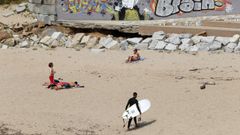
[128,120,156,131]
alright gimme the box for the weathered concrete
[139,25,240,37]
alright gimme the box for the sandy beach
[1,48,240,135]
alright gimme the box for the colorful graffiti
[151,0,232,17]
[59,0,233,20]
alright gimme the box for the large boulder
[16,5,26,13]
[51,32,64,40]
[148,39,158,50]
[155,41,167,50]
[99,36,113,47]
[127,37,143,45]
[215,37,230,46]
[165,34,181,45]
[141,38,152,44]
[229,34,240,43]
[3,38,15,47]
[152,31,166,40]
[191,36,202,44]
[165,43,177,51]
[105,40,119,50]
[86,37,98,49]
[120,40,128,50]
[72,33,84,43]
[195,42,210,51]
[80,35,91,45]
[209,41,222,51]
[234,43,240,53]
[201,36,215,43]
[181,38,194,46]
[224,42,237,53]
[135,43,148,50]
[20,41,30,48]
[179,43,191,51]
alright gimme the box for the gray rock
[2,11,14,17]
[209,41,222,51]
[179,43,191,51]
[165,43,177,51]
[120,40,128,50]
[155,41,167,50]
[224,42,237,53]
[105,40,119,49]
[192,36,202,44]
[16,5,26,13]
[215,37,230,46]
[80,35,91,44]
[86,37,98,48]
[196,42,210,51]
[30,35,39,42]
[40,28,56,38]
[188,46,199,52]
[141,38,152,44]
[127,38,143,45]
[152,31,166,40]
[165,34,181,45]
[19,3,28,7]
[99,36,113,47]
[1,44,8,49]
[201,36,215,43]
[234,43,240,53]
[3,38,15,47]
[50,40,59,48]
[135,43,148,50]
[148,39,158,50]
[179,33,193,39]
[91,49,105,53]
[72,33,84,43]
[46,38,55,45]
[51,32,64,40]
[229,34,240,43]
[181,38,194,46]
[40,36,53,45]
[65,39,74,48]
[20,41,30,48]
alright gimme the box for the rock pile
[1,18,240,53]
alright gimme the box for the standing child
[48,62,56,85]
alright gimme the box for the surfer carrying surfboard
[125,92,142,129]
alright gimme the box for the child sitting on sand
[126,49,141,63]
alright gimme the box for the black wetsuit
[125,97,141,129]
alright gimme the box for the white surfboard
[122,99,151,120]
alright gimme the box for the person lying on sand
[53,81,84,90]
[126,49,141,63]
[42,78,63,88]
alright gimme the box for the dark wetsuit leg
[128,118,132,129]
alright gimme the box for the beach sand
[1,48,240,135]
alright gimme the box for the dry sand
[1,48,240,135]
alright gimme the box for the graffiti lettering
[155,0,224,17]
[58,0,232,20]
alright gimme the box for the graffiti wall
[57,0,240,21]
